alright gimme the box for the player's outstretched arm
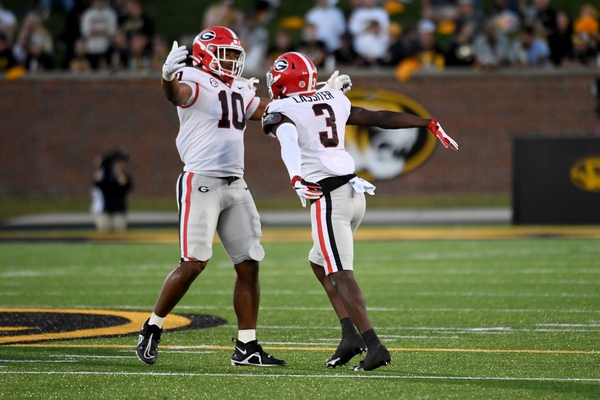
[348,106,458,151]
[348,106,429,129]
[161,41,193,106]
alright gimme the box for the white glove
[162,41,188,81]
[428,117,459,151]
[291,175,323,207]
[236,76,259,91]
[317,70,352,94]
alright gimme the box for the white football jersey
[266,89,354,182]
[175,67,260,177]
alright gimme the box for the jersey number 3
[313,103,338,148]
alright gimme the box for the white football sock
[238,329,256,343]
[149,313,165,328]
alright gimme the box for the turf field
[1,230,599,399]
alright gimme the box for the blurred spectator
[422,0,458,23]
[568,32,598,67]
[353,18,389,64]
[13,11,54,66]
[334,31,365,66]
[509,25,551,68]
[527,0,556,38]
[380,24,419,66]
[379,21,405,66]
[414,18,446,69]
[548,10,574,66]
[304,0,346,53]
[395,19,446,81]
[119,0,154,41]
[107,27,128,71]
[0,31,16,71]
[111,0,128,19]
[127,31,150,71]
[491,0,522,16]
[40,0,75,19]
[239,9,269,73]
[57,0,92,69]
[24,34,55,71]
[0,2,17,43]
[266,27,295,66]
[348,0,390,63]
[92,148,132,233]
[80,0,117,70]
[254,0,280,24]
[573,4,599,43]
[446,21,476,66]
[202,0,244,33]
[68,37,92,72]
[344,0,363,21]
[473,20,511,69]
[455,0,484,37]
[149,33,167,71]
[489,0,521,34]
[296,22,328,68]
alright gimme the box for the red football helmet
[266,52,318,99]
[192,26,245,82]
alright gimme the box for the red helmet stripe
[290,52,316,84]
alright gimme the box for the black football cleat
[325,334,367,368]
[349,343,391,371]
[136,319,162,365]
[231,339,287,366]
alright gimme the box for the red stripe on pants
[181,172,194,259]
[315,198,334,274]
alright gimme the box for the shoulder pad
[261,112,284,136]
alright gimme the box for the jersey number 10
[217,91,246,131]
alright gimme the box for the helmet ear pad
[267,52,318,99]
[192,26,245,81]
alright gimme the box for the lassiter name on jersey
[291,91,335,104]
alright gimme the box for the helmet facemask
[207,44,245,79]
[266,71,284,99]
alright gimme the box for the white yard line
[0,370,598,382]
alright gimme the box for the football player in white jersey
[136,26,286,367]
[262,52,458,371]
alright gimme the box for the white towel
[349,177,376,195]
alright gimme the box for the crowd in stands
[0,0,598,78]
[0,0,161,74]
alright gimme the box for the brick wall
[1,70,599,200]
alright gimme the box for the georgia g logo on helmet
[200,30,216,41]
[274,59,289,72]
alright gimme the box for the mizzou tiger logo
[570,157,600,192]
[346,89,436,180]
[0,308,226,345]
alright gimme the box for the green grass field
[1,233,599,399]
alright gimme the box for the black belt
[318,174,356,194]
[310,174,357,205]
[219,176,240,185]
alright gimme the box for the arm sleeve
[276,123,302,179]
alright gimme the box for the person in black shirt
[92,148,132,232]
